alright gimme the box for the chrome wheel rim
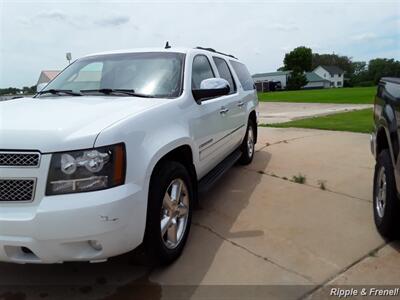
[160,178,189,249]
[247,126,254,158]
[376,166,387,219]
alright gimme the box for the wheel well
[152,145,198,202]
[249,110,258,143]
[376,128,389,155]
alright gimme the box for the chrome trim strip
[200,124,245,154]
[199,139,214,149]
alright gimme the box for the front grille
[0,179,36,202]
[0,152,40,167]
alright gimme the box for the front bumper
[0,181,146,264]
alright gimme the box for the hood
[0,96,162,152]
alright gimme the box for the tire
[144,161,193,264]
[239,119,256,165]
[373,149,400,239]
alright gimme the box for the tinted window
[192,55,214,89]
[213,57,236,94]
[230,61,254,91]
[385,82,400,100]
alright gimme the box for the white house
[252,71,291,90]
[313,65,344,88]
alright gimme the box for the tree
[283,46,312,73]
[312,53,354,75]
[352,61,367,75]
[368,58,400,84]
[286,72,308,90]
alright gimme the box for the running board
[198,149,242,195]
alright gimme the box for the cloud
[351,32,378,42]
[267,23,299,32]
[95,15,130,27]
[36,10,68,21]
[18,10,73,27]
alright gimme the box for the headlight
[46,143,126,195]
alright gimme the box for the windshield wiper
[80,89,155,98]
[37,89,82,96]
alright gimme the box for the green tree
[286,72,308,90]
[283,46,312,73]
[368,58,400,84]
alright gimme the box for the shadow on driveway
[0,151,271,300]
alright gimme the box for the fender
[379,104,400,167]
[144,137,197,185]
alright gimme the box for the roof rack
[195,47,237,59]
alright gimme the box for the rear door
[212,57,245,149]
[229,60,258,143]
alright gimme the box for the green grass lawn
[258,86,376,104]
[263,108,373,133]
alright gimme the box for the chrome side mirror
[192,78,230,102]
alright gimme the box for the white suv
[0,47,258,264]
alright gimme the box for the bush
[355,81,375,87]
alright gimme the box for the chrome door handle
[220,107,229,114]
[237,101,245,107]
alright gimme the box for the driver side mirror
[192,78,230,102]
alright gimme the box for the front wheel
[373,149,400,239]
[144,161,193,264]
[239,119,256,165]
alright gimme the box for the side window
[192,55,214,89]
[212,57,236,94]
[230,61,255,91]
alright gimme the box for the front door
[190,54,233,178]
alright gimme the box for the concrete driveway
[1,127,399,300]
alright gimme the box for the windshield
[39,52,185,98]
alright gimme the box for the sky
[0,0,399,88]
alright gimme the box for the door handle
[237,101,245,107]
[220,107,229,114]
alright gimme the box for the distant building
[36,70,60,86]
[313,65,344,88]
[303,72,331,89]
[252,71,291,91]
[252,65,345,91]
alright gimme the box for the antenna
[165,41,171,49]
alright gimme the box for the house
[303,72,331,89]
[252,71,291,91]
[252,65,345,91]
[36,70,60,86]
[313,65,344,88]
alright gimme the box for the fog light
[89,240,103,251]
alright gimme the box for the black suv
[372,77,400,238]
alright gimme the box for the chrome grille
[0,179,36,202]
[0,152,40,167]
